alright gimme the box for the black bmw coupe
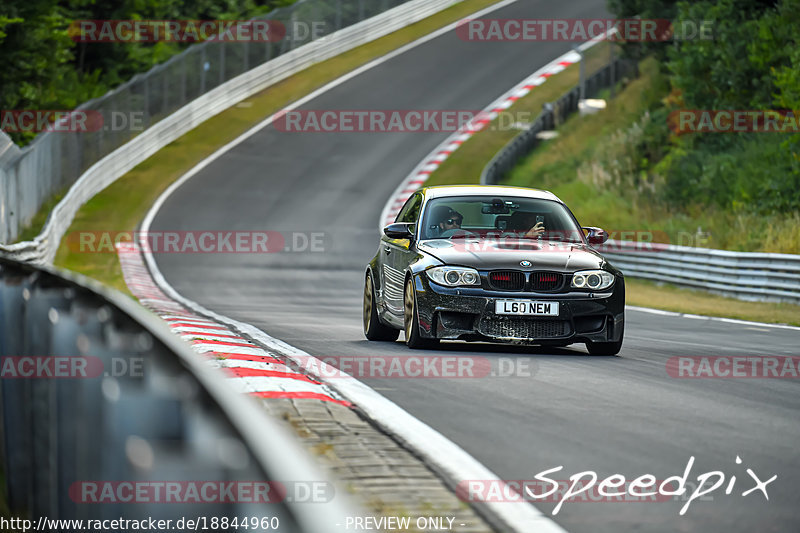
[364,186,625,355]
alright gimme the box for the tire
[404,277,439,349]
[585,322,624,355]
[363,271,399,341]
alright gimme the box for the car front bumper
[412,273,624,345]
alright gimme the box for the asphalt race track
[148,0,800,531]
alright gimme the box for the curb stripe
[116,242,348,406]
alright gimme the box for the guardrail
[0,256,356,530]
[599,241,800,304]
[0,0,463,263]
[479,55,800,306]
[480,55,638,186]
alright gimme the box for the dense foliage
[608,0,799,217]
[0,0,297,145]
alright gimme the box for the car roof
[420,185,563,203]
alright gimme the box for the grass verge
[427,41,611,186]
[48,0,509,296]
[627,279,800,327]
[503,57,800,255]
[426,53,800,326]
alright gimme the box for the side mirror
[583,227,609,245]
[384,222,415,239]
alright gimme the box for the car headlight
[426,266,481,287]
[571,270,615,290]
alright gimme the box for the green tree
[606,0,678,60]
[0,0,80,144]
[0,0,298,145]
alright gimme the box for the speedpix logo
[457,456,776,516]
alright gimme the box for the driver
[428,205,464,237]
[439,210,463,232]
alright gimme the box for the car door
[381,192,422,318]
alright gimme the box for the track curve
[148,1,800,531]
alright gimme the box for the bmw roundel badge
[520,260,532,267]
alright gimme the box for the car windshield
[420,195,584,243]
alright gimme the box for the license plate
[495,300,559,316]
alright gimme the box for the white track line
[627,306,800,331]
[190,344,267,356]
[214,359,296,373]
[137,1,569,531]
[179,333,249,342]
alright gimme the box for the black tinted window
[396,193,422,224]
[420,196,583,242]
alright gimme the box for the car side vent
[489,271,525,291]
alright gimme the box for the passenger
[507,211,545,238]
[524,220,545,238]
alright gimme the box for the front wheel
[363,272,399,341]
[404,278,438,349]
[585,322,624,355]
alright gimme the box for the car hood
[418,238,605,272]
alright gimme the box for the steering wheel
[440,228,477,238]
